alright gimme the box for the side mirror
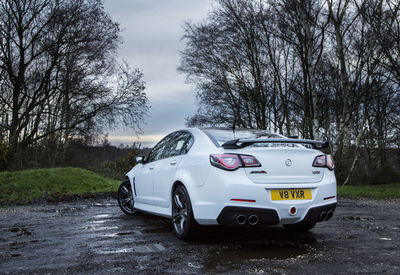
[135,156,145,164]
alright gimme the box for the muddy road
[1,198,399,274]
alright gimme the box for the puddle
[94,203,115,207]
[116,232,134,236]
[91,220,107,224]
[92,226,119,231]
[97,243,166,254]
[55,207,82,213]
[203,243,309,272]
[94,214,110,219]
[103,231,142,237]
[42,206,83,214]
[83,225,119,231]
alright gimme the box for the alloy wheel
[172,189,188,235]
[118,181,136,215]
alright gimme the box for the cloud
[104,0,212,144]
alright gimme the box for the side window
[162,132,193,159]
[146,134,174,163]
[180,134,194,154]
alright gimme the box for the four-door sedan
[117,128,337,240]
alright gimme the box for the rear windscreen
[201,128,283,147]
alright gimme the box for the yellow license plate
[271,189,312,200]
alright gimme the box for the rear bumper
[216,203,337,226]
[188,166,337,225]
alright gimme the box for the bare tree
[0,0,149,168]
[179,0,400,184]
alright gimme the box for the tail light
[313,155,335,170]
[210,154,261,171]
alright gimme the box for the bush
[91,149,140,180]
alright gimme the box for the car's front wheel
[117,179,138,215]
[172,185,196,240]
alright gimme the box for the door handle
[170,161,177,166]
[149,166,155,170]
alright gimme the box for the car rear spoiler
[221,138,329,149]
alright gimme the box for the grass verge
[338,183,400,199]
[0,167,120,207]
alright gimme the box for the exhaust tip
[248,215,259,225]
[326,211,333,221]
[320,212,327,221]
[235,214,247,225]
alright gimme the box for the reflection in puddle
[203,243,309,272]
[94,214,110,219]
[85,226,119,231]
[91,220,107,224]
[97,243,166,254]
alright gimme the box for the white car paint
[125,128,337,226]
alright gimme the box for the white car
[117,128,337,240]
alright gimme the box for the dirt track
[0,198,399,274]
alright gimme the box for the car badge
[285,159,292,167]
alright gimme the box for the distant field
[0,167,119,207]
[338,183,400,199]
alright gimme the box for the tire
[283,220,316,232]
[172,185,196,240]
[117,179,138,215]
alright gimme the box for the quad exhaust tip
[319,211,333,221]
[320,212,327,221]
[235,214,247,225]
[248,215,259,225]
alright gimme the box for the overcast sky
[103,0,213,147]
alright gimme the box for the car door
[134,134,174,205]
[152,131,194,208]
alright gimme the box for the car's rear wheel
[283,220,316,232]
[172,185,196,240]
[118,179,138,215]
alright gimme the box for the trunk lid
[237,147,324,184]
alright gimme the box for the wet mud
[0,198,399,274]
